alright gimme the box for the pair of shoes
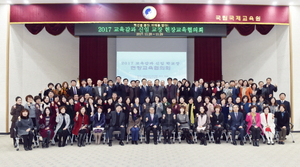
[28,147,32,150]
[134,141,138,145]
[131,141,134,144]
[154,142,158,145]
[267,141,270,145]
[108,140,112,147]
[271,141,275,145]
[163,140,167,144]
[203,139,207,146]
[279,141,285,145]
[168,139,172,144]
[240,140,244,146]
[233,141,237,145]
[145,141,149,144]
[119,140,124,146]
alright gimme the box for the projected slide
[117,52,187,81]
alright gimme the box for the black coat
[106,111,125,127]
[210,112,224,127]
[275,111,290,135]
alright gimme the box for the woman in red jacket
[74,96,86,112]
[72,106,89,147]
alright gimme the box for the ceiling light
[272,2,277,5]
[289,2,294,5]
[73,0,78,4]
[225,0,230,4]
[159,0,163,3]
[7,0,12,4]
[208,0,213,4]
[91,0,96,3]
[24,0,29,4]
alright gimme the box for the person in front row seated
[72,107,89,147]
[228,105,245,146]
[107,104,126,147]
[275,104,290,145]
[16,109,34,151]
[90,106,106,145]
[39,107,55,148]
[161,106,177,144]
[54,106,70,147]
[145,107,159,145]
[245,105,262,147]
[196,106,209,146]
[210,105,224,144]
[260,106,275,145]
[127,107,142,145]
[177,106,193,144]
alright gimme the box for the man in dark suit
[228,105,245,146]
[106,105,125,146]
[145,107,159,145]
[229,80,240,101]
[93,80,106,98]
[166,78,177,103]
[121,78,130,103]
[191,80,200,101]
[140,78,150,104]
[277,93,291,117]
[160,80,167,98]
[263,77,277,103]
[68,80,81,97]
[152,79,164,102]
[114,76,123,97]
[129,80,140,103]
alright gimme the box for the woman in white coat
[260,106,275,145]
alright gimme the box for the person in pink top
[246,105,262,147]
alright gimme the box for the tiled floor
[0,133,299,167]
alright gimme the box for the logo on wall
[143,6,157,20]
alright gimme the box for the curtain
[45,24,66,36]
[256,25,274,35]
[226,24,235,35]
[25,24,45,35]
[79,36,108,82]
[234,24,255,36]
[24,24,75,35]
[194,37,222,82]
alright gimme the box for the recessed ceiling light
[289,2,294,5]
[272,1,277,5]
[91,0,96,3]
[7,0,12,4]
[225,0,230,4]
[73,0,78,4]
[159,0,163,3]
[208,0,213,4]
[24,0,29,4]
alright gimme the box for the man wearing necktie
[228,105,245,146]
[145,107,159,145]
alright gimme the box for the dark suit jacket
[276,100,291,117]
[140,86,150,104]
[145,113,159,128]
[210,112,224,127]
[228,112,244,127]
[263,84,277,100]
[121,84,130,102]
[93,86,106,97]
[68,86,81,97]
[106,111,125,127]
[90,113,106,128]
[114,82,123,97]
[166,84,177,101]
[230,87,240,101]
[201,87,212,99]
[275,111,290,134]
[191,86,200,100]
[152,86,164,101]
[129,87,141,102]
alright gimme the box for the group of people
[10,76,292,150]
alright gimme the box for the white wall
[222,25,290,101]
[290,6,300,131]
[8,25,79,131]
[0,5,9,133]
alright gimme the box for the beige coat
[127,115,142,134]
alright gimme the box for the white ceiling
[0,0,299,6]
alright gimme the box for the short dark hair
[123,78,128,82]
[167,77,172,81]
[15,96,22,102]
[33,96,41,102]
[48,83,54,87]
[25,95,33,102]
[116,76,121,79]
[20,109,30,119]
[71,80,76,83]
[229,80,235,83]
[279,93,286,97]
[173,78,178,81]
[266,77,272,81]
[248,78,254,81]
